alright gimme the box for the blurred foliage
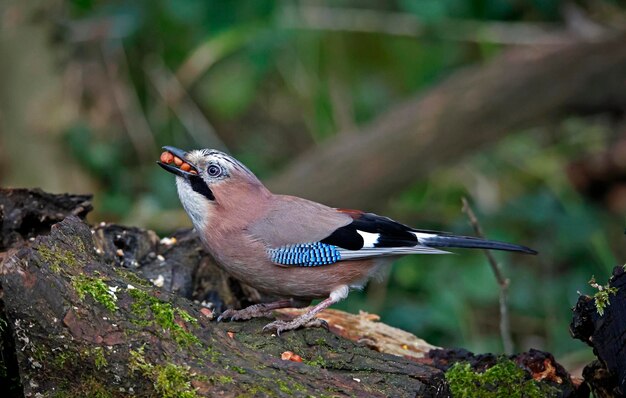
[347,118,619,358]
[3,0,626,372]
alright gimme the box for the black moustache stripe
[189,175,215,201]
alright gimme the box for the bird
[158,146,536,334]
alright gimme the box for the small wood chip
[280,351,302,362]
[160,237,177,246]
[227,331,235,339]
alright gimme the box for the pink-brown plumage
[158,146,536,333]
[201,191,381,299]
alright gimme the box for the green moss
[52,376,113,398]
[236,385,275,398]
[87,347,108,370]
[228,365,247,374]
[292,382,306,392]
[155,364,200,398]
[211,375,234,384]
[305,355,327,368]
[114,267,152,288]
[129,348,199,398]
[277,380,291,394]
[203,345,221,362]
[234,377,307,398]
[589,276,619,316]
[53,351,75,368]
[80,378,112,398]
[128,348,149,372]
[72,275,118,312]
[31,345,48,363]
[445,360,559,398]
[274,378,306,394]
[36,245,77,273]
[128,288,200,348]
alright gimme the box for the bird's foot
[262,316,328,335]
[217,305,274,322]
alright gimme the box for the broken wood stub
[0,188,92,251]
[571,265,626,397]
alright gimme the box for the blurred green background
[2,0,626,375]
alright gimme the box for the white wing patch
[357,230,380,248]
[413,231,437,245]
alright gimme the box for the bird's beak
[157,146,199,178]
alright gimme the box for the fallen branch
[268,34,626,211]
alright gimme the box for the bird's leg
[217,298,308,322]
[262,285,349,335]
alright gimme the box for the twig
[146,59,227,151]
[328,69,357,134]
[175,26,258,90]
[100,41,157,162]
[461,197,513,355]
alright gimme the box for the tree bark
[0,188,583,396]
[0,188,92,251]
[268,34,626,211]
[571,266,626,397]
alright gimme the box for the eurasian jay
[158,146,536,334]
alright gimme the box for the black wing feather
[321,212,418,250]
[320,211,537,255]
[320,226,364,250]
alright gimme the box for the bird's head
[158,146,268,228]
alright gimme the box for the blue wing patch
[269,242,342,266]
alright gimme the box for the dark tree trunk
[0,188,582,397]
[571,266,626,397]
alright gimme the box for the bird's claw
[216,309,237,322]
[262,317,328,335]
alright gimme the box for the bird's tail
[417,234,537,255]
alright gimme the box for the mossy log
[0,188,581,397]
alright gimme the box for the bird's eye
[207,164,222,177]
